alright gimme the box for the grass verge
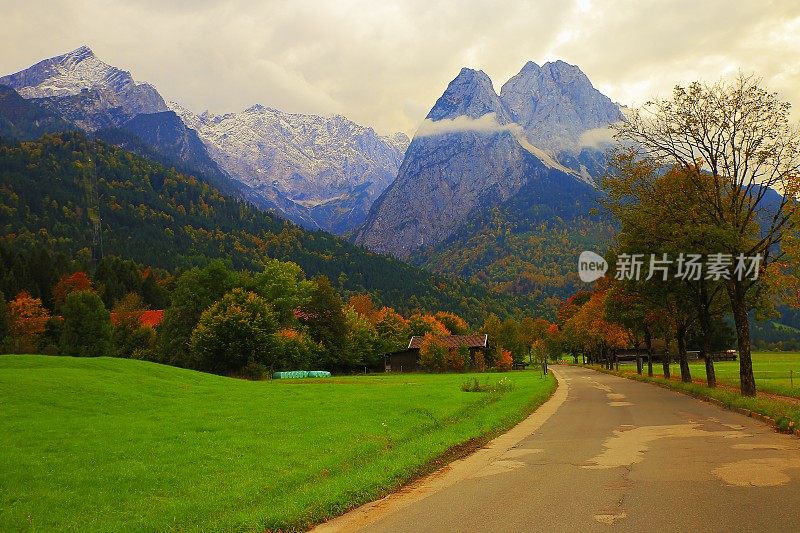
[0,355,555,532]
[588,364,800,436]
[654,351,800,399]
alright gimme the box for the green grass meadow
[645,351,800,398]
[0,355,555,532]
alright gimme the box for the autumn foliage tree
[615,75,800,396]
[603,154,735,386]
[447,345,470,372]
[495,348,513,371]
[347,294,378,323]
[563,290,630,365]
[7,291,50,353]
[419,334,448,372]
[111,293,155,359]
[434,311,469,335]
[52,272,93,311]
[409,313,450,337]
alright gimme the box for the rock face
[355,62,622,259]
[1,46,408,233]
[0,84,75,141]
[116,111,220,175]
[500,60,623,154]
[355,69,543,257]
[172,103,409,233]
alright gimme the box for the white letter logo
[578,251,608,283]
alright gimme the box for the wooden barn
[385,334,488,372]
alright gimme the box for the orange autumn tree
[563,290,630,364]
[347,294,378,323]
[418,334,448,372]
[434,311,469,335]
[495,348,513,371]
[446,345,470,372]
[8,291,51,353]
[53,272,93,311]
[409,313,450,337]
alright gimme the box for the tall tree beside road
[615,76,800,396]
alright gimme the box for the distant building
[385,334,488,372]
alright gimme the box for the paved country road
[315,365,800,532]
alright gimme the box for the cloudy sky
[2,0,799,135]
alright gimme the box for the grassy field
[0,355,555,532]
[623,352,800,398]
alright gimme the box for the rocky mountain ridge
[170,102,409,233]
[354,61,622,258]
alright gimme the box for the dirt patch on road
[594,511,627,524]
[713,456,800,487]
[583,424,747,469]
[472,459,527,478]
[731,443,790,450]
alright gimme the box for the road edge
[311,368,570,532]
[586,365,800,438]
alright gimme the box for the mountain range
[355,61,622,261]
[1,46,797,341]
[0,47,625,308]
[0,46,408,233]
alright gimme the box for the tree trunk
[662,336,671,379]
[644,327,653,377]
[727,280,756,396]
[703,354,717,388]
[676,322,692,383]
[698,281,717,388]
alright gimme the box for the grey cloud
[578,126,617,149]
[1,0,799,135]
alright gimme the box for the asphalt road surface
[317,365,800,532]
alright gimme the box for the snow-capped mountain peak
[0,46,167,131]
[1,45,155,100]
[1,47,408,233]
[173,103,410,233]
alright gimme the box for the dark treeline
[0,255,556,377]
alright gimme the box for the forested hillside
[0,132,528,323]
[412,170,615,316]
